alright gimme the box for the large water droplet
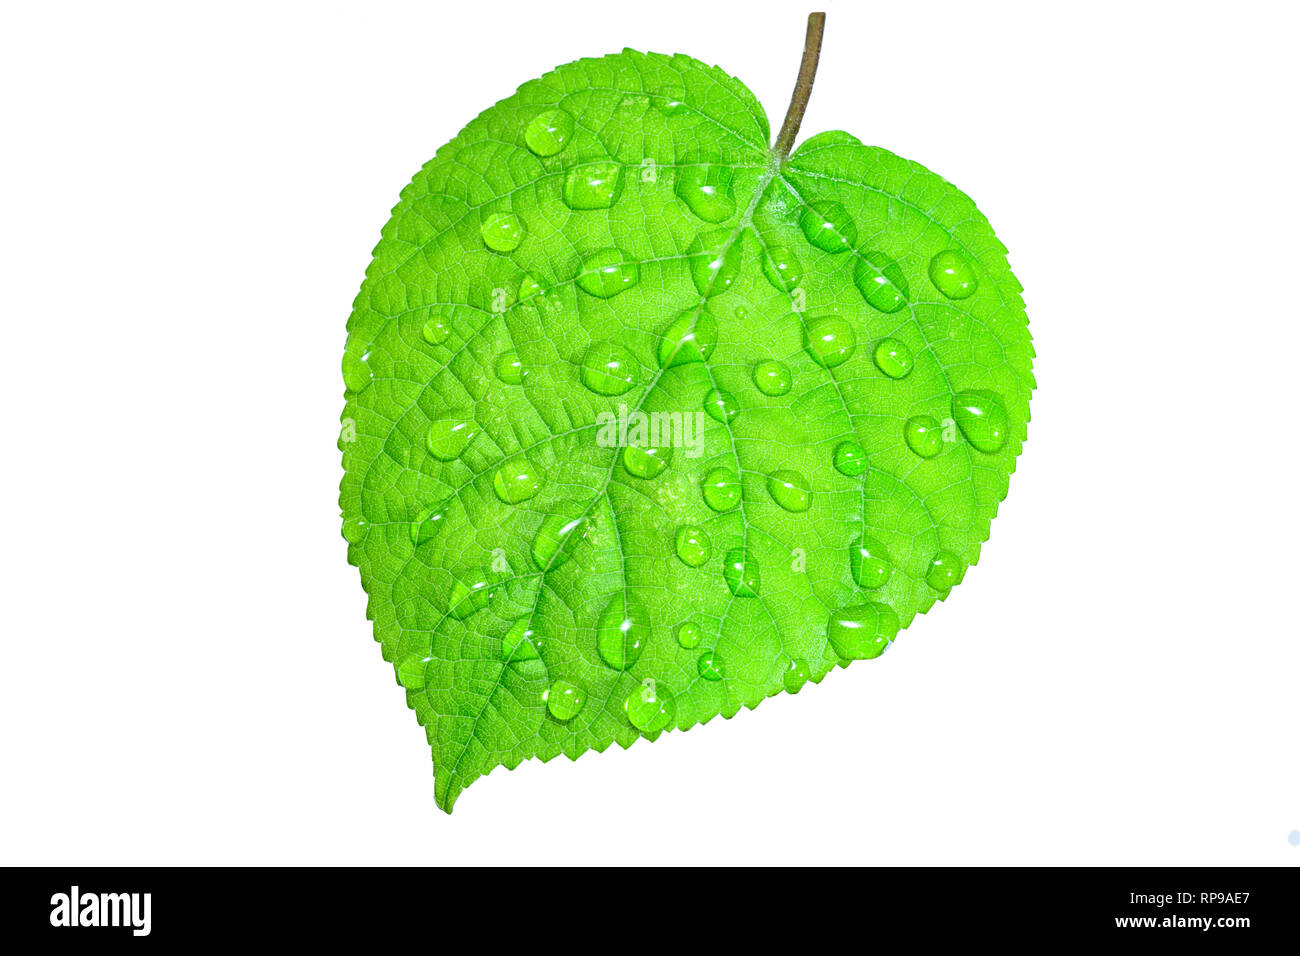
[687,231,742,296]
[422,315,451,345]
[676,621,702,649]
[853,251,909,313]
[850,535,892,589]
[928,249,978,299]
[803,315,856,368]
[675,163,735,222]
[563,161,623,209]
[702,467,741,512]
[903,414,943,458]
[872,337,914,379]
[697,651,723,681]
[657,308,718,367]
[480,212,523,253]
[597,595,649,670]
[625,678,675,732]
[577,248,639,298]
[524,108,574,156]
[580,340,639,395]
[833,439,868,476]
[426,417,476,460]
[501,619,543,662]
[448,575,497,620]
[799,200,857,253]
[926,550,967,591]
[752,359,791,396]
[674,525,712,567]
[342,350,372,393]
[827,602,899,659]
[623,443,672,479]
[782,657,811,694]
[410,502,448,545]
[341,515,368,544]
[766,469,810,512]
[761,244,803,292]
[952,390,1009,453]
[723,547,760,597]
[492,456,544,504]
[532,513,587,570]
[494,349,525,385]
[544,679,586,721]
[704,387,739,424]
[396,655,431,690]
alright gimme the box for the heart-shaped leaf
[339,14,1034,811]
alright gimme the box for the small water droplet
[676,621,702,649]
[850,535,892,589]
[342,350,372,393]
[760,244,803,292]
[396,655,431,690]
[687,230,742,296]
[827,602,899,659]
[492,456,544,504]
[448,575,497,620]
[480,212,523,253]
[675,163,735,222]
[903,415,943,458]
[782,657,811,694]
[752,359,791,396]
[799,200,857,253]
[425,417,476,461]
[833,439,868,476]
[926,551,966,591]
[723,547,760,597]
[622,444,672,479]
[853,252,909,313]
[597,595,649,670]
[422,316,451,345]
[501,619,543,662]
[577,248,639,298]
[518,273,544,300]
[625,679,675,732]
[410,502,448,545]
[674,525,711,567]
[766,469,810,512]
[494,349,525,385]
[952,389,1009,453]
[657,308,718,367]
[658,98,688,117]
[702,467,741,512]
[563,161,624,209]
[580,340,640,395]
[928,249,978,299]
[704,387,739,424]
[544,680,586,721]
[697,651,723,681]
[524,108,574,156]
[532,513,587,569]
[341,515,368,544]
[803,314,856,368]
[872,337,914,379]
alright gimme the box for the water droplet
[803,314,856,368]
[723,548,760,597]
[658,98,688,117]
[833,439,868,476]
[532,513,587,570]
[799,200,857,253]
[760,244,803,292]
[625,679,675,733]
[425,417,476,460]
[518,273,544,300]
[396,655,430,690]
[926,550,966,591]
[687,230,742,296]
[697,651,723,681]
[752,359,791,396]
[850,536,892,589]
[480,212,523,253]
[410,502,448,545]
[766,469,810,512]
[872,337,914,379]
[675,163,735,222]
[853,252,909,313]
[704,387,739,424]
[501,619,543,662]
[702,467,741,512]
[782,657,811,694]
[674,525,711,567]
[544,680,586,721]
[657,308,718,367]
[492,456,544,504]
[928,249,978,299]
[580,340,639,396]
[341,515,368,544]
[827,602,899,659]
[903,415,943,458]
[597,595,649,670]
[577,248,639,298]
[563,161,623,209]
[622,443,672,479]
[342,350,372,393]
[676,621,702,649]
[422,316,450,345]
[448,575,497,620]
[494,349,525,385]
[952,390,1009,453]
[524,108,574,156]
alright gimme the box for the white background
[2,0,1297,866]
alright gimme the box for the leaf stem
[773,12,826,160]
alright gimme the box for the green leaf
[339,36,1033,812]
